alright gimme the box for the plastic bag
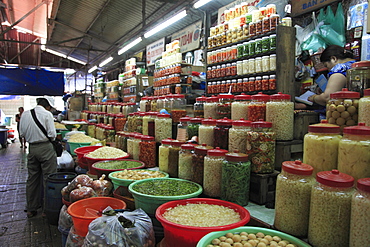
[83,209,155,247]
[301,32,327,54]
[324,5,335,25]
[67,174,93,192]
[58,205,74,232]
[319,24,346,46]
[90,174,113,196]
[347,2,368,30]
[333,3,345,37]
[66,226,85,247]
[69,185,97,203]
[58,150,75,170]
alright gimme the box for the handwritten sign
[146,38,165,66]
[291,0,339,17]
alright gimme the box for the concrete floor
[0,136,62,247]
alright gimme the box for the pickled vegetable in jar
[114,114,126,132]
[350,178,370,247]
[167,141,184,178]
[191,144,213,185]
[221,151,250,206]
[178,144,195,180]
[155,113,172,143]
[266,92,294,141]
[326,88,360,132]
[126,133,137,159]
[188,117,202,139]
[139,135,156,168]
[132,134,142,160]
[176,116,191,142]
[231,93,251,120]
[229,119,251,153]
[246,120,276,173]
[204,96,219,119]
[338,123,370,181]
[204,147,228,197]
[198,118,216,147]
[308,170,354,247]
[274,160,315,237]
[87,122,96,138]
[303,120,341,176]
[194,96,206,118]
[214,117,232,150]
[158,139,172,173]
[358,88,370,126]
[248,92,270,122]
[216,94,234,119]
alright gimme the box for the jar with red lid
[191,144,213,185]
[171,94,187,123]
[176,116,191,142]
[221,151,251,206]
[350,178,370,247]
[229,119,251,153]
[198,117,216,149]
[308,170,354,247]
[87,122,96,138]
[154,113,172,143]
[248,92,270,122]
[214,117,233,150]
[114,113,127,132]
[131,133,142,160]
[358,88,370,126]
[274,160,315,237]
[178,144,195,180]
[194,96,206,118]
[139,135,156,168]
[231,93,251,120]
[140,96,148,112]
[347,61,370,96]
[159,139,173,173]
[188,117,203,139]
[104,125,115,142]
[338,123,370,181]
[327,88,360,132]
[151,96,158,112]
[303,120,342,176]
[168,140,185,178]
[204,147,229,197]
[246,120,275,173]
[216,94,234,119]
[204,96,218,119]
[156,96,165,110]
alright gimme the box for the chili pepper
[248,104,266,122]
[139,140,156,168]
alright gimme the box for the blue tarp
[0,68,64,96]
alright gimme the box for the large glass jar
[191,144,213,185]
[350,178,370,247]
[188,117,202,139]
[167,141,184,178]
[338,123,370,181]
[150,96,158,112]
[358,88,370,126]
[347,61,370,96]
[148,112,157,137]
[155,113,172,143]
[132,134,142,160]
[266,92,294,141]
[248,92,270,122]
[204,96,218,119]
[229,119,251,153]
[274,160,315,237]
[178,144,195,180]
[198,118,216,147]
[158,139,172,173]
[221,151,251,206]
[139,135,156,168]
[140,96,148,112]
[114,114,126,132]
[87,122,96,138]
[214,117,232,150]
[176,116,191,142]
[142,112,151,136]
[326,88,360,132]
[231,93,251,120]
[156,96,165,111]
[194,96,206,118]
[308,170,354,247]
[246,120,276,173]
[171,94,187,123]
[216,94,234,119]
[204,147,228,197]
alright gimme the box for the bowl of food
[91,159,145,179]
[109,169,169,189]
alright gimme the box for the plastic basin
[91,159,145,179]
[109,169,169,190]
[68,141,92,155]
[84,153,130,175]
[196,226,312,247]
[155,198,250,247]
[129,178,202,215]
[74,146,103,169]
[67,197,126,237]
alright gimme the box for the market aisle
[0,136,62,247]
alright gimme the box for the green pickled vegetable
[94,160,141,170]
[132,179,199,196]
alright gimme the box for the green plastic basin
[109,169,169,190]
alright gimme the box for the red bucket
[74,146,102,169]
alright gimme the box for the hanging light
[99,57,113,67]
[144,10,187,38]
[193,0,214,9]
[118,37,142,55]
[88,65,98,74]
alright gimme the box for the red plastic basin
[74,146,102,169]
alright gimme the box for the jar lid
[270,92,291,100]
[357,178,370,193]
[235,93,252,100]
[364,88,370,96]
[141,96,148,100]
[173,94,185,98]
[128,102,136,105]
[180,116,191,122]
[149,112,159,116]
[128,113,135,116]
[88,122,96,125]
[216,117,233,126]
[308,120,340,134]
[232,118,252,126]
[207,147,228,156]
[157,113,171,118]
[351,61,370,68]
[159,96,166,99]
[196,96,207,101]
[181,144,195,150]
[202,117,217,125]
[171,140,185,147]
[330,88,360,99]
[194,143,213,154]
[190,117,203,123]
[343,122,370,135]
[251,92,270,101]
[106,126,114,130]
[206,96,219,102]
[138,112,146,116]
[251,119,272,128]
[141,135,155,141]
[225,150,249,162]
[161,139,173,145]
[316,169,354,188]
[282,160,313,176]
[116,113,125,118]
[218,93,235,99]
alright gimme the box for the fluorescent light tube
[45,48,67,58]
[118,37,142,55]
[144,10,187,38]
[193,0,213,9]
[99,57,113,67]
[88,65,98,74]
[67,56,86,65]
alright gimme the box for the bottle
[204,147,228,197]
[178,144,195,180]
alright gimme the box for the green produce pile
[132,179,199,196]
[94,160,141,170]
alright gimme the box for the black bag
[31,109,63,157]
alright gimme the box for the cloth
[327,60,356,78]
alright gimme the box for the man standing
[19,98,57,218]
[15,107,27,148]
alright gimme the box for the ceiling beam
[52,36,86,45]
[9,37,39,63]
[47,0,61,41]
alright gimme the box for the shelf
[206,90,277,96]
[208,51,276,66]
[207,71,276,82]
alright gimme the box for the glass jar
[105,125,115,143]
[261,56,270,73]
[95,124,103,140]
[274,160,315,237]
[146,97,153,112]
[266,92,294,141]
[140,96,148,112]
[171,94,187,123]
[269,54,276,71]
[229,119,251,153]
[243,60,249,75]
[150,96,158,112]
[338,123,370,181]
[214,117,232,150]
[269,74,276,90]
[115,131,123,150]
[157,96,165,111]
[139,135,156,168]
[132,134,142,160]
[187,117,202,139]
[216,94,234,119]
[246,120,276,173]
[191,144,213,185]
[87,122,96,138]
[158,139,172,173]
[303,120,341,176]
[114,114,126,132]
[135,112,144,133]
[347,61,370,96]
[270,34,276,51]
[127,102,138,115]
[204,96,218,119]
[248,92,270,122]
[163,94,172,113]
[248,58,255,74]
[350,178,370,247]
[168,141,184,178]
[243,42,249,57]
[327,89,360,132]
[198,118,216,147]
[262,36,270,53]
[255,57,262,73]
[231,93,251,120]
[236,61,243,76]
[204,147,228,197]
[270,14,279,31]
[178,144,195,180]
[255,38,262,54]
[155,113,172,143]
[237,43,244,59]
[121,131,129,152]
[308,170,354,247]
[221,151,251,206]
[148,112,157,137]
[176,116,191,142]
[359,88,370,125]
[194,96,206,118]
[249,40,255,56]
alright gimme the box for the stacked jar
[171,94,187,122]
[231,93,251,120]
[229,119,251,153]
[114,114,126,132]
[216,94,234,119]
[204,96,219,119]
[158,139,173,173]
[198,118,216,147]
[140,96,148,112]
[266,92,294,141]
[139,135,156,168]
[132,134,142,160]
[191,144,213,186]
[151,96,158,112]
[274,160,315,237]
[214,117,233,150]
[358,88,370,126]
[194,96,206,118]
[188,117,202,139]
[87,122,96,138]
[104,125,115,143]
[176,116,191,142]
[308,170,354,247]
[204,147,229,197]
[248,92,270,122]
[178,144,195,180]
[155,113,172,143]
[221,151,251,206]
[167,141,185,178]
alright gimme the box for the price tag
[142,77,149,86]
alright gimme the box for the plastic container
[74,145,103,169]
[67,197,126,237]
[216,94,234,119]
[204,147,228,197]
[274,160,315,237]
[228,119,251,153]
[68,141,92,156]
[214,117,232,150]
[178,144,195,180]
[171,94,187,123]
[347,61,370,96]
[308,170,354,247]
[358,88,370,126]
[176,116,191,142]
[159,139,172,173]
[156,198,250,247]
[231,93,251,120]
[155,114,172,143]
[188,117,202,139]
[191,144,213,186]
[108,169,169,189]
[91,159,145,179]
[83,153,130,175]
[194,97,206,118]
[248,92,270,122]
[198,118,216,147]
[204,96,218,119]
[139,135,156,168]
[167,141,184,178]
[303,120,341,176]
[338,123,370,181]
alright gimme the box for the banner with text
[171,21,202,53]
[146,38,165,66]
[218,0,261,24]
